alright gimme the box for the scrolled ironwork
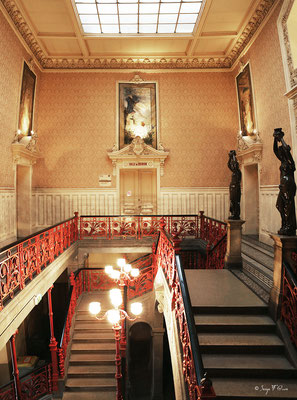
[281,261,297,348]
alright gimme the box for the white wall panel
[259,185,281,245]
[0,188,16,244]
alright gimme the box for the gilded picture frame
[18,61,36,137]
[236,63,256,137]
[118,82,157,149]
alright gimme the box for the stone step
[202,354,296,378]
[198,333,284,354]
[67,365,115,378]
[74,321,113,330]
[69,353,115,365]
[195,314,275,333]
[242,236,274,257]
[212,377,297,399]
[71,342,116,353]
[72,332,114,341]
[63,391,116,400]
[65,377,116,392]
[242,253,274,277]
[193,305,269,315]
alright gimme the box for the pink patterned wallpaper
[234,1,291,186]
[0,10,40,187]
[34,71,238,188]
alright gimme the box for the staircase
[235,235,274,303]
[186,269,297,399]
[62,292,117,400]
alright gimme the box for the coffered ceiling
[0,0,278,70]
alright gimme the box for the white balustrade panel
[259,185,281,245]
[0,188,16,244]
[32,188,118,228]
[160,187,229,220]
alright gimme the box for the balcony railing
[281,258,297,348]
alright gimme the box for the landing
[186,270,266,308]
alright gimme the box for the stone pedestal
[269,234,297,321]
[224,219,245,269]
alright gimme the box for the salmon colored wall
[234,1,291,186]
[0,10,40,187]
[34,71,238,188]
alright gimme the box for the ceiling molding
[1,0,277,71]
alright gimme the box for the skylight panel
[159,14,178,23]
[75,0,203,35]
[139,4,160,14]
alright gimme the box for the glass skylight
[75,0,203,35]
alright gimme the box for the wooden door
[120,169,156,214]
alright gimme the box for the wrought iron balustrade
[281,257,297,348]
[0,215,78,311]
[0,363,52,400]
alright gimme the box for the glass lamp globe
[111,269,121,280]
[107,309,121,325]
[131,268,139,278]
[117,258,126,268]
[124,263,132,273]
[105,265,113,275]
[109,288,122,308]
[131,302,142,316]
[89,301,101,315]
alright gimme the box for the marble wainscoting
[259,185,281,245]
[0,188,16,245]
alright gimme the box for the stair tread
[63,391,116,399]
[70,353,115,362]
[73,332,114,339]
[66,377,116,387]
[71,343,115,351]
[203,354,294,370]
[195,314,275,326]
[242,237,274,256]
[198,333,284,346]
[242,253,274,276]
[68,365,115,374]
[212,377,297,398]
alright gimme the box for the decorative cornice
[281,0,297,87]
[1,0,277,70]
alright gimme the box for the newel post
[224,219,245,269]
[48,286,59,392]
[10,331,21,400]
[269,235,297,320]
[74,212,79,241]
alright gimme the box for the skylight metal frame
[73,0,204,36]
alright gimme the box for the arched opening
[128,322,152,399]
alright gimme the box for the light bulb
[124,264,132,273]
[89,302,101,315]
[111,269,120,280]
[107,309,121,325]
[131,268,139,278]
[109,288,122,308]
[131,302,142,316]
[117,258,126,268]
[105,265,113,275]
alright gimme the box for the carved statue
[273,128,296,236]
[228,150,242,220]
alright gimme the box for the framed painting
[236,63,256,137]
[119,82,157,149]
[18,61,36,137]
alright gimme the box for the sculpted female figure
[228,150,242,219]
[273,128,296,236]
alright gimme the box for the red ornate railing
[79,214,199,240]
[156,225,215,399]
[0,214,78,311]
[0,363,52,400]
[199,211,226,244]
[281,257,297,348]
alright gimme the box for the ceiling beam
[186,0,213,56]
[200,31,238,39]
[63,0,89,57]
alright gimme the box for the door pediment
[107,137,169,176]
